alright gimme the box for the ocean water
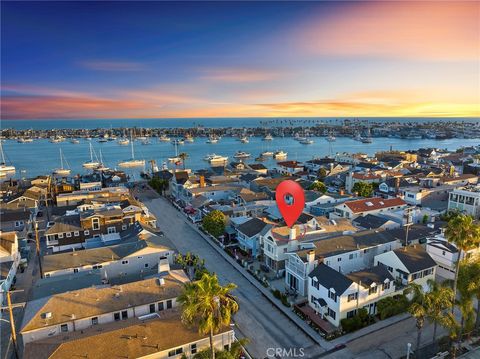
[2,117,479,130]
[2,135,479,179]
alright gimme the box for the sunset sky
[1,1,479,119]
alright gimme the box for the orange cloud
[297,1,479,61]
[199,68,282,82]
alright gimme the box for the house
[345,172,382,193]
[23,309,234,359]
[170,171,197,201]
[3,188,43,210]
[55,186,130,207]
[235,217,270,257]
[308,264,395,327]
[0,232,21,303]
[248,163,268,174]
[374,246,437,291]
[352,214,400,231]
[275,161,304,176]
[42,227,175,279]
[332,197,407,220]
[285,229,402,296]
[447,184,480,219]
[0,208,31,239]
[20,271,189,346]
[262,218,357,275]
[426,235,480,280]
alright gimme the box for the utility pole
[34,220,44,279]
[6,291,20,359]
[403,207,414,247]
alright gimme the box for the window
[328,290,336,302]
[60,324,68,332]
[121,310,128,320]
[92,218,100,230]
[176,348,183,355]
[58,233,64,239]
[91,317,98,325]
[442,250,446,256]
[347,310,357,318]
[144,263,149,268]
[168,350,176,357]
[45,273,50,278]
[382,282,391,291]
[107,227,116,234]
[121,260,129,265]
[137,256,143,259]
[327,307,336,320]
[66,232,72,237]
[191,343,197,354]
[122,224,127,230]
[368,286,378,295]
[84,230,90,236]
[92,265,102,269]
[337,257,342,262]
[158,302,164,311]
[73,268,79,273]
[149,304,155,313]
[74,231,79,236]
[166,300,172,309]
[347,293,358,302]
[14,220,23,227]
[114,312,121,321]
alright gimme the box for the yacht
[234,151,251,159]
[273,150,287,159]
[261,151,274,157]
[0,142,15,176]
[171,138,185,145]
[70,139,80,144]
[300,138,314,144]
[240,136,249,143]
[118,135,145,167]
[141,139,151,145]
[326,134,336,142]
[50,136,64,143]
[206,136,219,144]
[17,138,33,143]
[184,134,194,143]
[353,132,362,141]
[159,134,171,142]
[83,143,101,168]
[53,148,71,176]
[208,154,228,164]
[361,137,373,143]
[168,138,182,163]
[98,138,108,143]
[263,134,273,141]
[118,138,130,146]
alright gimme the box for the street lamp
[406,343,412,359]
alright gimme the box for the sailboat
[168,136,182,162]
[83,143,101,168]
[53,148,71,176]
[0,142,15,176]
[95,149,110,171]
[118,134,145,167]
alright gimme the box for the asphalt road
[136,188,325,359]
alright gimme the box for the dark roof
[393,246,437,273]
[347,266,394,287]
[297,212,314,224]
[249,163,267,170]
[427,239,458,254]
[153,170,173,181]
[0,209,31,223]
[308,263,353,294]
[353,214,391,229]
[174,171,189,184]
[236,218,268,237]
[50,204,78,217]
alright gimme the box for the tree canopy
[202,210,226,238]
[352,181,374,197]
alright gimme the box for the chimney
[307,250,315,264]
[395,177,400,191]
[339,188,345,195]
[289,227,296,240]
[158,258,170,273]
[199,176,205,188]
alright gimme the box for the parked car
[46,221,55,228]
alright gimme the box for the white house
[426,235,480,280]
[285,229,402,296]
[374,246,437,291]
[447,185,480,219]
[0,232,21,303]
[308,264,396,327]
[332,197,407,220]
[20,270,189,346]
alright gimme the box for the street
[136,187,325,358]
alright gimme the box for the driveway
[137,189,324,358]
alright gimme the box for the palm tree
[405,282,427,353]
[445,214,480,314]
[178,273,239,359]
[179,152,189,169]
[424,281,454,348]
[461,261,480,330]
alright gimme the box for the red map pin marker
[275,180,305,228]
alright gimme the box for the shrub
[377,294,409,320]
[340,308,373,333]
[272,289,281,299]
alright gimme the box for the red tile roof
[344,197,407,214]
[352,173,381,180]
